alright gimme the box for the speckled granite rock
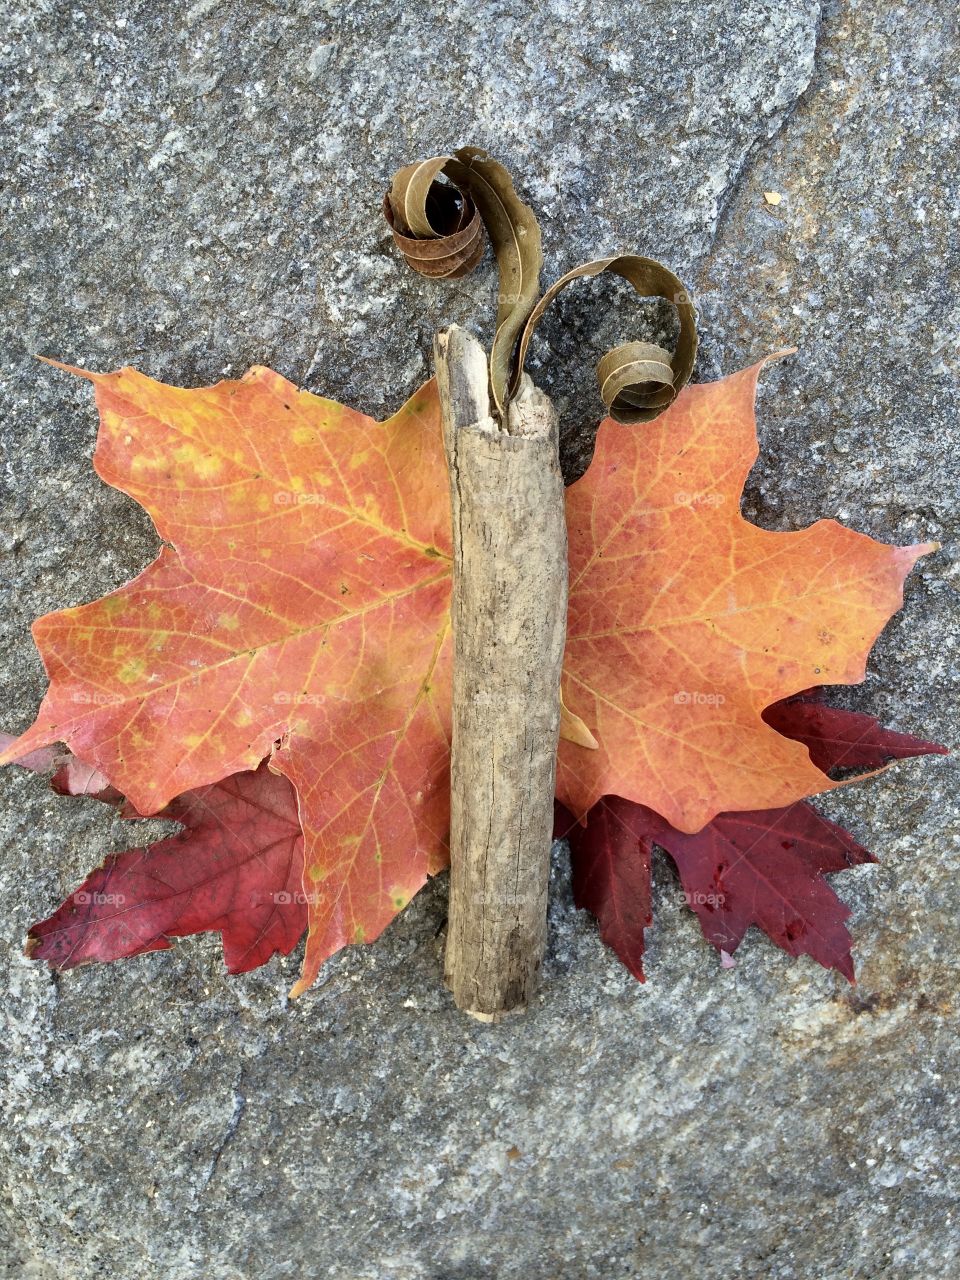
[1,1,957,1277]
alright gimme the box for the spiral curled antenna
[384,146,698,425]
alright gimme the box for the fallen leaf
[0,365,453,995]
[762,691,949,773]
[558,702,945,980]
[562,793,874,981]
[652,802,875,980]
[386,153,698,423]
[384,157,485,279]
[385,146,543,414]
[557,359,934,832]
[17,754,307,974]
[565,796,652,981]
[513,254,698,423]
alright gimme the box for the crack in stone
[198,1073,247,1198]
[697,1,824,270]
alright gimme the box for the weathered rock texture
[1,1,957,1277]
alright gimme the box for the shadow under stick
[436,325,568,1021]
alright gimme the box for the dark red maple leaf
[5,736,306,975]
[763,691,949,774]
[561,795,873,981]
[564,798,652,982]
[557,699,946,981]
[650,802,875,980]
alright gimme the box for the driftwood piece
[435,325,567,1021]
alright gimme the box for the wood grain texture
[436,326,567,1020]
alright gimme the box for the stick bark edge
[436,325,567,1021]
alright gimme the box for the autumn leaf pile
[1,357,943,992]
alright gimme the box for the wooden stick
[435,325,568,1021]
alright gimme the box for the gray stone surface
[1,0,958,1277]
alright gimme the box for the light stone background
[1,2,958,1277]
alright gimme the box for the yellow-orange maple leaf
[3,365,454,995]
[557,359,933,831]
[1,357,932,991]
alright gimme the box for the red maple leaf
[8,737,306,974]
[560,797,652,982]
[762,691,948,773]
[558,699,946,980]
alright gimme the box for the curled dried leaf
[385,147,542,413]
[441,147,543,414]
[385,149,698,424]
[513,256,698,424]
[383,157,485,280]
[387,158,454,237]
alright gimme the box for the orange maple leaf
[1,358,932,992]
[3,365,454,995]
[557,359,934,831]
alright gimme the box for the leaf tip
[560,700,599,750]
[913,539,941,557]
[753,347,798,376]
[287,974,312,1000]
[36,355,103,382]
[0,732,39,768]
